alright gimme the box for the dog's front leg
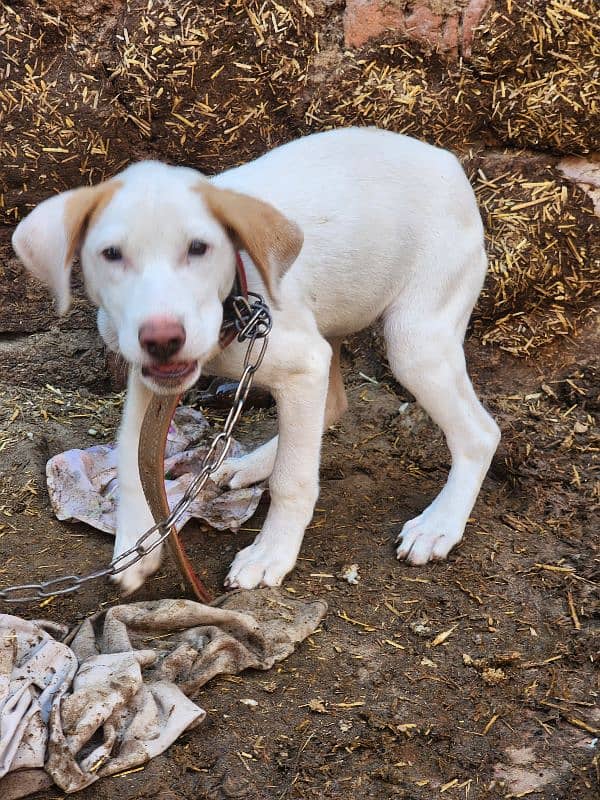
[111,370,161,594]
[224,340,331,589]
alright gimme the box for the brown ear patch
[196,182,303,299]
[64,180,122,265]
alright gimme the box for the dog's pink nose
[139,317,186,361]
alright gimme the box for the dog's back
[213,127,485,339]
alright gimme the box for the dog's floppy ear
[11,181,120,315]
[198,183,303,302]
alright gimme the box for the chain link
[0,294,272,604]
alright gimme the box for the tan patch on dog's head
[64,180,122,265]
[12,179,122,315]
[197,182,303,300]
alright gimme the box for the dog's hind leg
[383,308,500,565]
[214,337,347,490]
[324,337,348,427]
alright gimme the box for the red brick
[344,0,491,58]
[343,0,406,49]
[462,0,491,57]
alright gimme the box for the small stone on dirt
[338,563,360,584]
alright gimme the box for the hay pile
[469,152,598,354]
[0,0,597,355]
[309,1,599,153]
[471,0,599,154]
[0,0,314,219]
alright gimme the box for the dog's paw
[110,541,162,595]
[211,455,267,490]
[210,457,249,489]
[224,541,296,590]
[395,509,464,565]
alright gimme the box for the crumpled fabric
[0,590,327,798]
[46,405,264,534]
[0,619,74,799]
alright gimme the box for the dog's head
[12,161,303,393]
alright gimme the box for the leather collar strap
[137,253,249,603]
[219,252,249,348]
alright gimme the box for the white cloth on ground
[0,590,326,798]
[46,406,264,535]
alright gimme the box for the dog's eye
[188,240,208,257]
[102,246,122,261]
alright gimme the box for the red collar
[219,252,248,349]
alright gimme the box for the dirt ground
[0,321,598,800]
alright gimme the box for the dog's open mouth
[142,360,198,386]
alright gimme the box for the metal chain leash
[0,293,272,604]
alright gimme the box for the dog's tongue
[153,361,192,375]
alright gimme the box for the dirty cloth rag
[46,406,264,534]
[0,590,327,798]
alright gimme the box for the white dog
[12,127,500,594]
